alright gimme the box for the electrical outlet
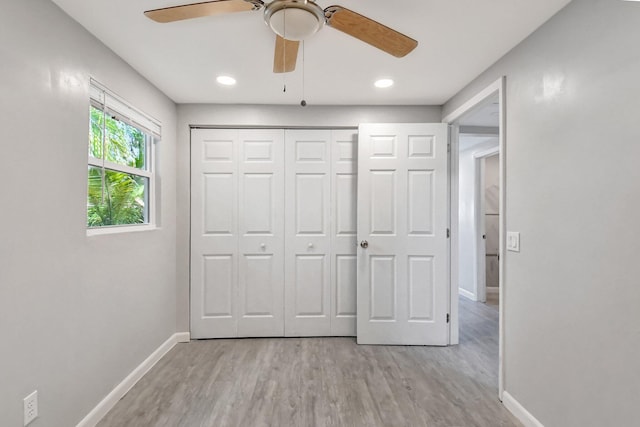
[23,390,38,426]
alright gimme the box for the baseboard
[176,332,191,343]
[486,287,500,294]
[77,332,190,427]
[458,288,477,301]
[502,391,544,427]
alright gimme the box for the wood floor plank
[98,298,520,427]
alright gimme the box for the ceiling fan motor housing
[264,0,325,41]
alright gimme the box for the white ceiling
[51,0,571,105]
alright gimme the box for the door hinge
[446,313,450,323]
[446,228,450,238]
[447,142,451,153]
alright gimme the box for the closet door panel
[331,130,358,336]
[191,129,239,338]
[193,128,358,339]
[285,130,332,336]
[237,130,285,337]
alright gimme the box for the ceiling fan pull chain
[283,7,286,92]
[301,40,307,106]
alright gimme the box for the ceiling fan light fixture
[265,0,325,41]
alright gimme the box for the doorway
[443,77,506,398]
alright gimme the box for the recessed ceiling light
[216,75,236,86]
[374,78,394,89]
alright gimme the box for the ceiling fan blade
[273,36,299,73]
[144,0,263,23]
[324,6,418,58]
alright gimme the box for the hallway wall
[444,0,640,425]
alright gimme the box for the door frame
[474,147,500,303]
[442,77,506,399]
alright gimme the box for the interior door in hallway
[191,129,284,339]
[357,123,449,345]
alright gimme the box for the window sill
[86,224,157,237]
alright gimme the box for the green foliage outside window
[87,106,149,227]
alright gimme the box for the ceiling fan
[144,0,418,73]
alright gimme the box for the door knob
[260,243,266,250]
[308,243,314,249]
[360,240,369,249]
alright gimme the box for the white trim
[448,124,460,345]
[458,288,477,301]
[473,146,500,160]
[442,78,504,124]
[502,391,545,427]
[148,138,157,228]
[497,77,506,400]
[76,333,188,427]
[90,79,161,138]
[88,156,153,179]
[86,224,157,236]
[175,332,191,343]
[443,76,506,399]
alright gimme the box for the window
[87,80,160,231]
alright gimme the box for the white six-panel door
[191,129,285,338]
[357,123,449,345]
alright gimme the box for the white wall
[458,137,498,300]
[0,1,177,426]
[175,104,442,331]
[444,0,640,425]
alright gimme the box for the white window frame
[87,79,161,236]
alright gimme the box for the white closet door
[237,130,285,337]
[330,130,358,336]
[357,123,449,345]
[191,129,239,339]
[284,130,332,336]
[191,128,285,339]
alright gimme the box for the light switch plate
[507,231,520,252]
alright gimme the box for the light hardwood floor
[98,297,518,427]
